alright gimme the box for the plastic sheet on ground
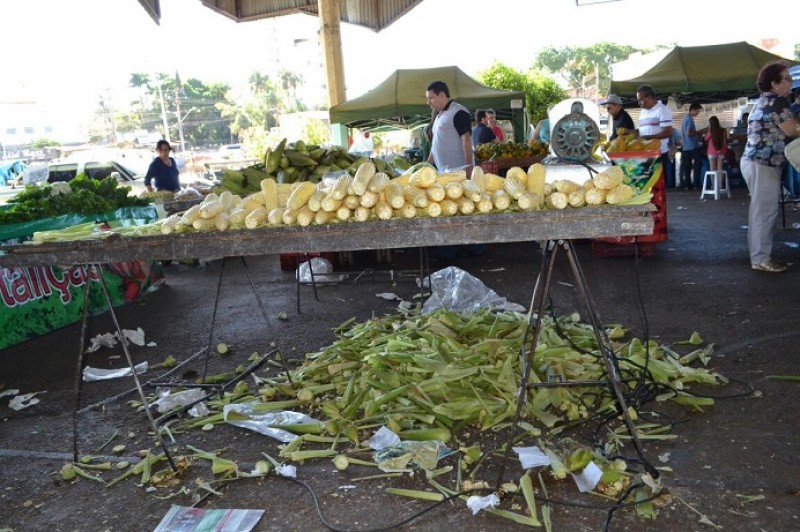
[297,257,348,283]
[82,361,148,382]
[422,266,526,314]
[373,440,454,472]
[222,403,322,442]
[466,493,500,515]
[153,388,208,415]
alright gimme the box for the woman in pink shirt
[704,115,729,171]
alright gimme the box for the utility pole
[156,80,171,143]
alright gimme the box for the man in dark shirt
[601,94,635,141]
[472,109,497,146]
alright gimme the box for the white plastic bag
[421,266,525,314]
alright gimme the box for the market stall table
[0,205,654,267]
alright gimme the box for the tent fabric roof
[329,66,525,130]
[610,42,798,105]
[197,0,423,31]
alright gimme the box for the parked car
[217,144,247,160]
[47,159,147,196]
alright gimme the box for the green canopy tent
[610,42,798,105]
[329,66,527,142]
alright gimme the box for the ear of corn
[594,166,625,189]
[192,218,217,232]
[359,190,379,208]
[332,174,351,200]
[503,176,526,199]
[458,197,475,215]
[374,201,393,220]
[281,209,298,225]
[568,190,586,208]
[352,162,377,195]
[470,165,484,180]
[353,206,371,222]
[245,207,269,229]
[517,192,543,211]
[492,190,511,210]
[506,166,527,184]
[344,194,360,210]
[336,206,352,221]
[314,210,334,225]
[287,181,316,211]
[368,172,390,194]
[545,191,568,210]
[527,163,546,197]
[554,179,580,194]
[425,184,446,203]
[435,171,467,186]
[605,183,634,204]
[461,180,483,202]
[384,182,406,209]
[439,198,458,217]
[260,177,278,211]
[408,166,437,188]
[585,188,607,205]
[445,182,464,200]
[267,207,286,225]
[214,212,230,231]
[425,202,442,217]
[396,203,417,219]
[199,200,224,219]
[476,194,493,213]
[321,193,343,212]
[296,206,314,227]
[403,186,429,208]
[307,189,327,212]
[245,191,266,206]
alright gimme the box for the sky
[1,0,797,127]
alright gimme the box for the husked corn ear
[544,182,554,196]
[242,198,263,213]
[192,218,216,232]
[425,184,446,202]
[439,198,458,216]
[526,163,546,197]
[368,172,390,194]
[352,162,377,195]
[219,190,234,210]
[267,207,286,225]
[585,188,607,205]
[307,189,326,212]
[314,210,334,225]
[160,214,180,234]
[470,165,484,180]
[476,194,493,213]
[199,199,224,219]
[374,201,393,220]
[332,174,351,200]
[228,208,247,225]
[555,179,580,194]
[502,175,526,199]
[336,206,352,221]
[582,179,595,190]
[435,171,467,186]
[321,193,343,212]
[276,184,293,207]
[458,197,475,215]
[245,191,266,206]
[408,166,437,188]
[287,181,316,211]
[344,194,360,210]
[296,206,314,227]
[471,172,488,193]
[424,202,442,217]
[214,212,230,231]
[353,206,371,222]
[492,190,511,210]
[484,173,505,193]
[517,192,543,211]
[281,209,297,225]
[594,166,625,189]
[605,183,635,204]
[403,186,429,208]
[360,190,379,208]
[396,203,417,219]
[568,190,586,208]
[384,182,405,209]
[390,174,410,187]
[461,180,483,202]
[260,177,278,211]
[445,181,464,200]
[506,166,527,184]
[545,191,568,210]
[245,207,269,228]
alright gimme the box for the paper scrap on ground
[276,464,296,478]
[375,292,402,301]
[153,505,264,532]
[0,389,20,401]
[82,361,148,382]
[86,327,155,353]
[513,446,551,469]
[8,391,45,411]
[571,461,603,493]
[466,493,500,515]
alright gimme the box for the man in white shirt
[636,84,675,187]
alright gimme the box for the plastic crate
[279,252,339,271]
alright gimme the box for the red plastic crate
[279,252,339,271]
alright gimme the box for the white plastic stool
[700,170,732,200]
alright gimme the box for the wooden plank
[0,206,653,267]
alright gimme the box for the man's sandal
[751,260,787,273]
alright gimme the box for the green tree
[533,43,643,96]
[302,118,331,145]
[476,63,567,125]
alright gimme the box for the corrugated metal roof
[196,0,424,32]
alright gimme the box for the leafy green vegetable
[0,174,149,224]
